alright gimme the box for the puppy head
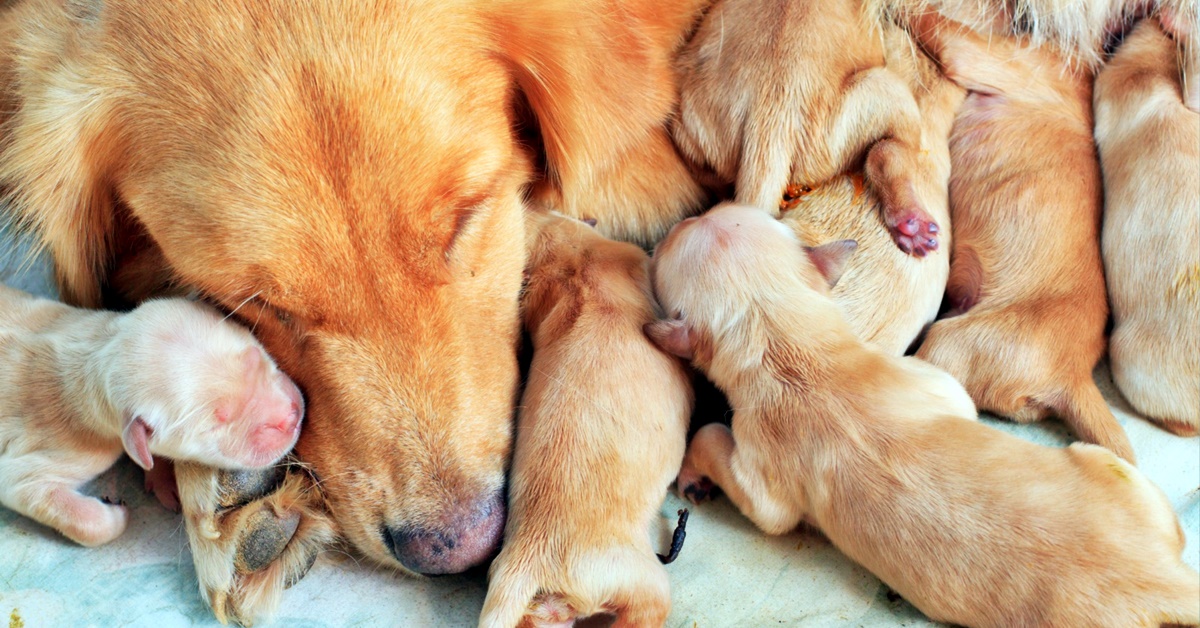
[111,299,303,471]
[646,203,856,371]
[521,210,651,335]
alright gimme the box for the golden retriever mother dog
[0,0,709,622]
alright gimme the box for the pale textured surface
[0,218,1196,628]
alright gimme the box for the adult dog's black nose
[382,490,505,575]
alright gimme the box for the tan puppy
[479,211,693,628]
[646,204,1200,628]
[1095,20,1200,436]
[0,284,303,546]
[673,0,942,256]
[905,14,1135,463]
[780,28,965,354]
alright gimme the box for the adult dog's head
[0,0,703,573]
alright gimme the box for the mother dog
[0,0,708,621]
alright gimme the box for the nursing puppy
[0,284,303,546]
[673,0,942,255]
[479,211,692,628]
[647,204,1200,628]
[906,14,1135,463]
[1095,20,1200,436]
[779,29,965,354]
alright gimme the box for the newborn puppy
[673,0,941,255]
[0,285,304,546]
[479,211,693,628]
[647,204,1200,628]
[1096,20,1200,436]
[779,27,965,354]
[905,14,1135,462]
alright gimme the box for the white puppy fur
[0,284,303,546]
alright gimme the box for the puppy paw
[864,138,939,257]
[886,208,939,257]
[676,467,718,504]
[176,460,337,626]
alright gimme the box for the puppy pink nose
[264,402,301,433]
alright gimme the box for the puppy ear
[804,239,858,288]
[488,1,701,193]
[122,415,155,471]
[645,319,694,359]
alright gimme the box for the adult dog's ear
[645,319,694,359]
[487,0,708,193]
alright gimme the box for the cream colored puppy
[646,204,1200,628]
[479,211,693,628]
[0,284,304,546]
[780,29,965,354]
[906,13,1135,463]
[673,0,941,256]
[1096,19,1200,436]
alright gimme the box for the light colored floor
[1,221,1197,628]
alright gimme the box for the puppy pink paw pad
[888,211,939,257]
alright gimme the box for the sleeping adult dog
[0,0,708,622]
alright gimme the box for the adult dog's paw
[176,460,337,626]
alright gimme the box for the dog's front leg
[676,422,804,536]
[175,459,337,626]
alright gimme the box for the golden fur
[906,13,1136,463]
[648,204,1200,628]
[1095,19,1200,436]
[480,211,692,628]
[672,0,942,256]
[779,26,965,354]
[0,0,709,621]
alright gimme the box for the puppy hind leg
[611,578,670,628]
[865,137,939,256]
[479,554,545,628]
[827,68,937,256]
[8,481,129,547]
[585,551,671,628]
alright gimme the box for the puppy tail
[478,565,541,628]
[1055,380,1136,465]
